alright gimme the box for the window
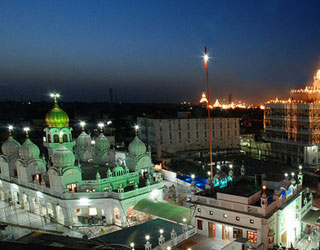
[196,131,199,138]
[188,132,190,139]
[53,134,59,143]
[250,219,254,224]
[88,207,97,216]
[223,214,227,218]
[63,134,68,142]
[247,231,257,243]
[179,132,181,139]
[209,211,213,215]
[197,220,203,230]
[236,216,240,221]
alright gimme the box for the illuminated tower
[43,93,75,158]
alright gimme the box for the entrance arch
[114,207,121,226]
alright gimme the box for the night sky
[1,1,320,103]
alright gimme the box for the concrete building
[137,116,240,159]
[0,94,163,228]
[264,68,320,167]
[191,165,312,250]
[240,134,271,160]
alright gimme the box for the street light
[98,122,104,132]
[8,125,13,136]
[130,242,135,250]
[23,127,30,137]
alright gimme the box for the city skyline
[1,1,320,103]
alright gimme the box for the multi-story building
[264,69,320,167]
[192,165,312,249]
[137,116,240,159]
[0,95,163,228]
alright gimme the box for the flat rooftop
[218,177,259,197]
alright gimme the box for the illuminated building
[264,68,320,166]
[0,94,163,227]
[199,93,250,110]
[192,165,312,249]
[137,116,240,159]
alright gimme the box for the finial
[134,125,139,136]
[98,122,104,132]
[50,93,60,103]
[80,121,86,131]
[23,127,30,138]
[8,125,13,136]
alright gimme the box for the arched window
[47,135,52,143]
[53,134,59,143]
[63,134,68,142]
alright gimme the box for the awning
[134,199,192,224]
[301,210,320,226]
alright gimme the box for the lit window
[88,207,97,216]
[247,231,257,243]
[223,214,227,218]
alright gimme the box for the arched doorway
[114,207,121,226]
[22,194,30,210]
[126,206,139,226]
[56,205,64,224]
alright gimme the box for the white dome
[76,131,91,148]
[52,144,75,167]
[95,133,110,151]
[19,138,40,160]
[2,136,20,156]
[128,136,146,156]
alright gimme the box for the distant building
[264,68,320,167]
[137,116,240,159]
[240,134,271,160]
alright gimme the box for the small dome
[19,138,40,160]
[128,136,146,156]
[95,133,110,151]
[52,144,75,167]
[45,100,69,128]
[2,136,20,156]
[76,131,91,148]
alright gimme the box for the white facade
[191,171,312,249]
[137,117,240,159]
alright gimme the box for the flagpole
[204,47,213,180]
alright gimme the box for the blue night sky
[1,0,320,103]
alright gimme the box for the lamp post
[8,125,13,136]
[98,122,104,132]
[23,127,30,138]
[204,47,213,180]
[130,242,135,250]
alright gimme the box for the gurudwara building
[0,95,163,227]
[264,68,320,167]
[192,165,312,249]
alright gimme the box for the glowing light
[8,125,13,130]
[284,173,288,178]
[203,54,209,62]
[80,121,86,127]
[291,172,295,177]
[229,164,233,169]
[107,121,112,125]
[191,174,195,179]
[207,171,211,176]
[145,235,150,241]
[200,92,208,103]
[159,229,164,234]
[23,127,30,132]
[134,125,139,130]
[183,218,187,223]
[167,247,171,250]
[262,185,266,190]
[98,122,104,129]
[299,165,302,170]
[130,242,135,248]
[217,165,221,170]
[79,197,89,205]
[91,140,95,145]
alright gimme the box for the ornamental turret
[1,126,20,157]
[43,93,75,158]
